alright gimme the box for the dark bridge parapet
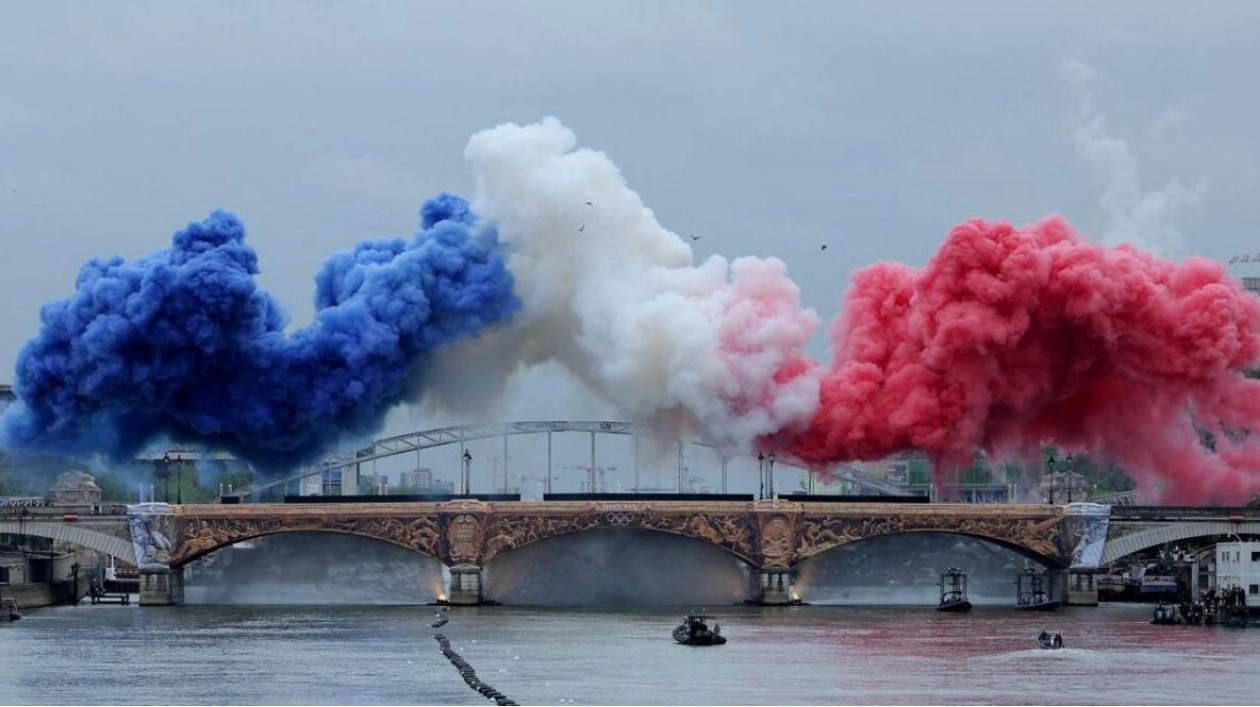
[283,494,522,504]
[1110,506,1260,521]
[781,494,929,504]
[543,493,755,502]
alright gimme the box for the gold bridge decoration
[161,501,1074,570]
[793,505,1070,566]
[168,504,446,567]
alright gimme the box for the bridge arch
[0,520,136,564]
[792,528,1066,570]
[1100,521,1260,565]
[170,520,446,569]
[483,521,760,567]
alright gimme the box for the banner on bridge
[1065,502,1111,570]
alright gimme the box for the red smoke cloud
[780,215,1260,504]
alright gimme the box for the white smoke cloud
[1061,58,1205,256]
[424,118,820,452]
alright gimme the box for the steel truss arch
[236,420,909,499]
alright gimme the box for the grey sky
[3,1,1259,491]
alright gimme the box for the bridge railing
[1110,505,1260,520]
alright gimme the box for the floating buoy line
[432,630,519,706]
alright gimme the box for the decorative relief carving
[162,503,1073,571]
[759,515,795,568]
[445,514,484,565]
[169,514,444,566]
[479,506,760,564]
[793,512,1070,566]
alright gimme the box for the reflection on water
[2,602,1258,705]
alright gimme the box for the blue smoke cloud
[1,193,518,472]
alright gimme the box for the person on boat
[1053,633,1063,648]
[1039,630,1050,642]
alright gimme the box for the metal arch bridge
[236,420,913,499]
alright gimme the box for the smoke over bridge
[5,119,1260,503]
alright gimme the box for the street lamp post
[758,453,765,500]
[768,452,777,499]
[156,453,171,503]
[461,450,472,496]
[1065,453,1074,504]
[167,452,183,505]
[1045,450,1056,505]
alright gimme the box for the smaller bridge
[0,518,136,565]
[1100,506,1260,565]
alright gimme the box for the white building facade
[1213,541,1260,600]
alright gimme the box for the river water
[2,602,1257,705]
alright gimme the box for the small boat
[1015,568,1060,612]
[1037,631,1064,650]
[1016,592,1060,612]
[1,598,20,622]
[1151,602,1181,625]
[431,608,449,628]
[672,614,726,646]
[937,567,972,613]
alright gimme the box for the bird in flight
[578,224,585,233]
[820,245,828,251]
[585,201,593,206]
[690,235,701,241]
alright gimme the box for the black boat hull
[1016,600,1061,612]
[936,600,972,613]
[673,624,726,645]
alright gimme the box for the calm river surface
[2,602,1257,705]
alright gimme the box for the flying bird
[691,235,701,241]
[820,245,828,251]
[578,224,585,233]
[585,201,593,206]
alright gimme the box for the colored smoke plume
[1,194,518,470]
[782,215,1260,504]
[8,115,1260,504]
[423,118,821,449]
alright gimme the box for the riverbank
[2,577,89,610]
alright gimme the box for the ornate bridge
[9,499,1255,608]
[126,500,1105,606]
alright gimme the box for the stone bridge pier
[126,503,185,605]
[126,499,1101,607]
